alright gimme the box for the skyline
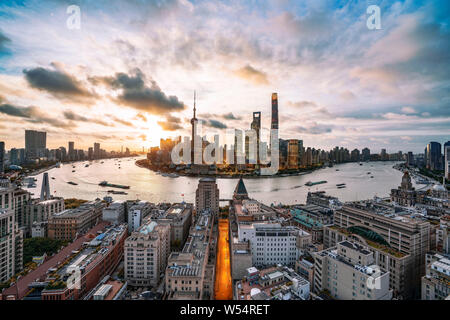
[0,0,449,153]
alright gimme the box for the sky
[0,0,449,153]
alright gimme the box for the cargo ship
[99,181,130,189]
[305,180,327,186]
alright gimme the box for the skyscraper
[250,111,261,164]
[426,142,442,171]
[94,142,100,159]
[25,130,46,160]
[287,139,299,169]
[68,141,75,161]
[271,93,278,130]
[444,141,450,179]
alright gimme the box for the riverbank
[135,159,318,179]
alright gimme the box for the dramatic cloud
[93,69,185,115]
[63,110,110,126]
[157,114,183,131]
[234,64,269,85]
[23,66,95,102]
[0,103,71,128]
[205,119,227,129]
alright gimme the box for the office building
[24,197,65,236]
[323,201,431,298]
[128,201,154,232]
[157,203,193,247]
[195,178,219,215]
[427,142,442,171]
[47,200,105,241]
[251,111,261,164]
[165,209,215,300]
[25,130,46,160]
[238,222,311,267]
[421,252,450,300]
[125,219,170,287]
[313,241,392,300]
[445,145,450,180]
[41,224,127,300]
[68,141,75,161]
[235,265,310,300]
[94,142,100,160]
[287,139,299,169]
[102,201,125,224]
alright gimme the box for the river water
[24,157,409,206]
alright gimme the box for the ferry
[85,164,89,167]
[99,181,130,189]
[336,183,346,187]
[337,185,346,189]
[305,180,327,186]
[72,170,76,173]
[67,181,78,185]
[107,190,128,195]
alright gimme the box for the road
[214,219,232,300]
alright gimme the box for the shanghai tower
[271,93,278,130]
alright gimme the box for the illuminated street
[214,219,232,300]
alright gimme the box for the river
[23,157,410,205]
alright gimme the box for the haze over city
[0,0,449,153]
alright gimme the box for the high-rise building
[361,147,370,161]
[0,141,4,173]
[0,208,23,283]
[88,147,93,160]
[427,142,442,171]
[94,142,100,160]
[350,148,360,162]
[287,139,299,169]
[25,130,46,160]
[68,141,75,161]
[251,111,261,164]
[195,178,219,214]
[406,151,414,167]
[271,93,278,130]
[445,145,450,180]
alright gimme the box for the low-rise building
[47,200,105,241]
[235,266,310,300]
[421,252,450,300]
[165,210,215,300]
[102,200,125,224]
[125,219,170,287]
[313,241,392,300]
[238,222,311,267]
